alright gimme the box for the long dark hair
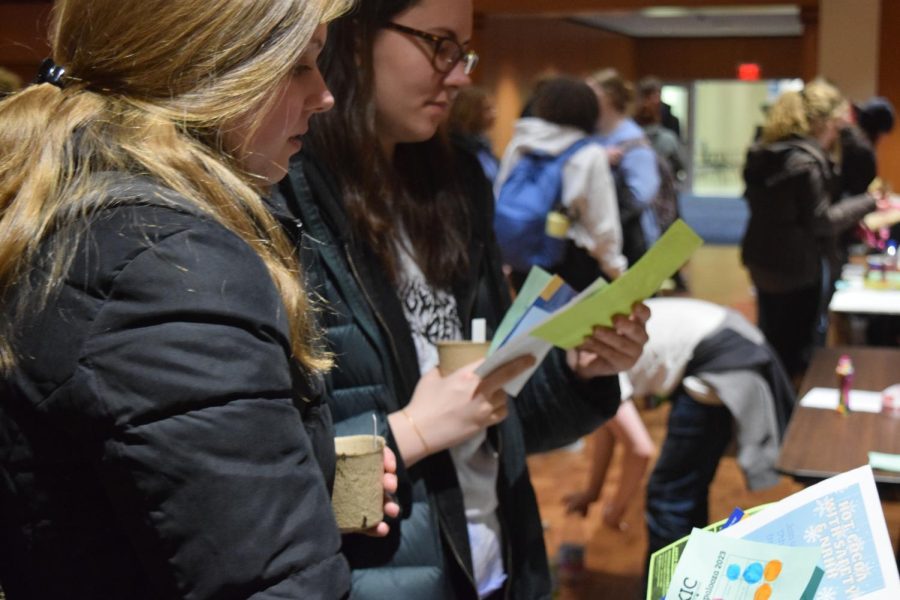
[307,0,470,288]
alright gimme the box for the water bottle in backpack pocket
[494,138,593,272]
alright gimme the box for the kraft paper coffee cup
[331,435,385,533]
[436,340,491,376]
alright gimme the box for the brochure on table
[477,219,703,395]
[721,465,900,600]
[799,387,884,413]
[868,452,900,474]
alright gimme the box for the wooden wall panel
[876,0,900,189]
[819,0,880,100]
[473,16,637,155]
[475,0,816,16]
[473,17,808,155]
[634,36,805,81]
[0,2,52,84]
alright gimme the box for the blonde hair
[761,78,847,143]
[586,68,635,115]
[0,0,352,372]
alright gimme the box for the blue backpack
[494,138,593,272]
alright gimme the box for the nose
[316,88,335,113]
[443,59,471,88]
[308,69,335,114]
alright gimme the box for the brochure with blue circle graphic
[664,528,823,600]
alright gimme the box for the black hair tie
[34,58,67,88]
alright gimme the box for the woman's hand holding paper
[567,302,650,379]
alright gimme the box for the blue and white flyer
[663,528,823,600]
[722,466,900,600]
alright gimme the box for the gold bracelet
[401,409,430,456]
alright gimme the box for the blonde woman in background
[741,79,877,383]
[0,0,383,598]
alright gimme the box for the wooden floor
[527,245,900,598]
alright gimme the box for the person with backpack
[588,69,662,267]
[494,76,626,291]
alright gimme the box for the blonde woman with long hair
[0,0,370,597]
[741,79,877,382]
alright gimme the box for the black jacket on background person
[839,124,878,197]
[741,135,876,293]
[0,177,349,600]
[273,145,621,600]
[741,136,876,376]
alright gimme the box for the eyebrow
[426,26,470,45]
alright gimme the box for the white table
[830,287,900,314]
[829,281,900,344]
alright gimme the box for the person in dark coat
[0,0,362,598]
[275,1,650,598]
[838,97,895,199]
[741,79,877,383]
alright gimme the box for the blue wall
[679,195,748,245]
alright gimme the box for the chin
[408,122,440,143]
[260,162,289,185]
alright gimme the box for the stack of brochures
[647,465,900,600]
[477,219,703,395]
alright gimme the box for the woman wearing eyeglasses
[273,1,650,598]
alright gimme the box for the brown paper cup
[331,435,385,533]
[436,340,491,376]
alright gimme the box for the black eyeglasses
[384,22,479,75]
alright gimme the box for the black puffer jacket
[741,136,876,292]
[0,177,349,599]
[273,147,621,600]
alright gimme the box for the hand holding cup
[391,353,535,467]
[332,435,399,535]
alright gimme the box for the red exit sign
[738,63,761,81]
